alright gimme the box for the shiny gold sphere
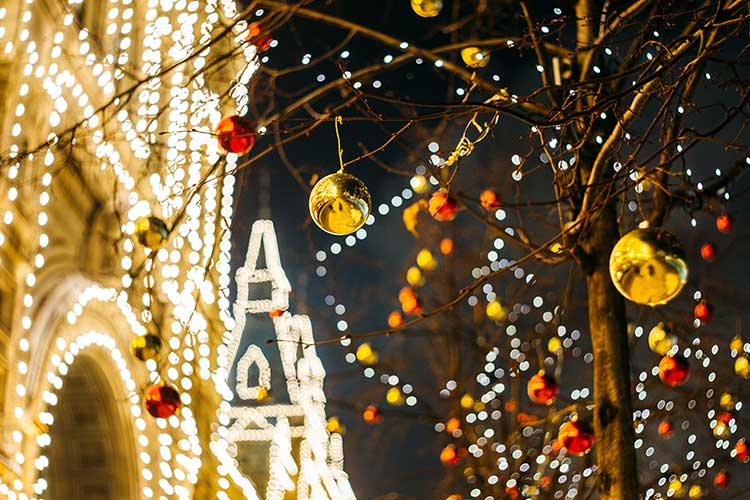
[461,47,490,68]
[130,334,162,362]
[411,0,442,18]
[309,172,371,235]
[135,216,168,250]
[609,228,688,306]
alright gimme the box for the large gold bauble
[609,228,688,306]
[411,0,442,18]
[309,172,371,235]
[135,216,168,250]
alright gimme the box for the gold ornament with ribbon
[309,117,372,235]
[609,227,688,306]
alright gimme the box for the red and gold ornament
[428,190,459,222]
[215,115,256,155]
[658,354,690,387]
[144,383,181,419]
[527,371,559,405]
[557,420,595,455]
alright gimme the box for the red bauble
[215,115,256,155]
[658,354,690,387]
[479,189,501,211]
[557,420,595,455]
[439,444,460,466]
[717,411,734,425]
[700,243,716,261]
[694,300,713,323]
[398,287,422,315]
[716,213,732,233]
[428,190,458,222]
[527,372,559,405]
[733,439,749,462]
[713,470,729,488]
[658,420,674,438]
[144,383,181,419]
[363,404,383,424]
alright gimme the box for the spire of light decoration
[212,220,357,500]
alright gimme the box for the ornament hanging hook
[335,116,345,172]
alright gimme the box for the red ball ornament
[479,189,501,211]
[557,420,595,456]
[269,308,285,318]
[428,190,458,222]
[733,439,749,462]
[713,470,729,488]
[215,115,256,155]
[694,300,712,323]
[439,444,460,466]
[527,371,559,405]
[658,354,690,387]
[716,213,732,233]
[363,404,383,424]
[658,420,674,438]
[144,383,181,419]
[700,243,716,261]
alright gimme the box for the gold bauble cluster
[609,228,688,306]
[309,172,371,235]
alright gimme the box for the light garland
[213,220,356,500]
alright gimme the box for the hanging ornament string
[335,115,345,173]
[445,90,509,168]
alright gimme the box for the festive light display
[212,220,356,500]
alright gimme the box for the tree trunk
[583,204,639,500]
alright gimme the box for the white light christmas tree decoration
[213,220,356,500]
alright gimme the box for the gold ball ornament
[356,342,379,366]
[486,300,506,321]
[648,322,677,355]
[669,479,686,498]
[687,485,702,499]
[411,0,442,18]
[135,216,168,250]
[309,172,371,235]
[609,228,688,306]
[720,392,736,411]
[386,387,405,405]
[406,266,425,287]
[461,47,490,68]
[548,337,562,353]
[734,356,750,378]
[130,334,162,362]
[416,248,438,271]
